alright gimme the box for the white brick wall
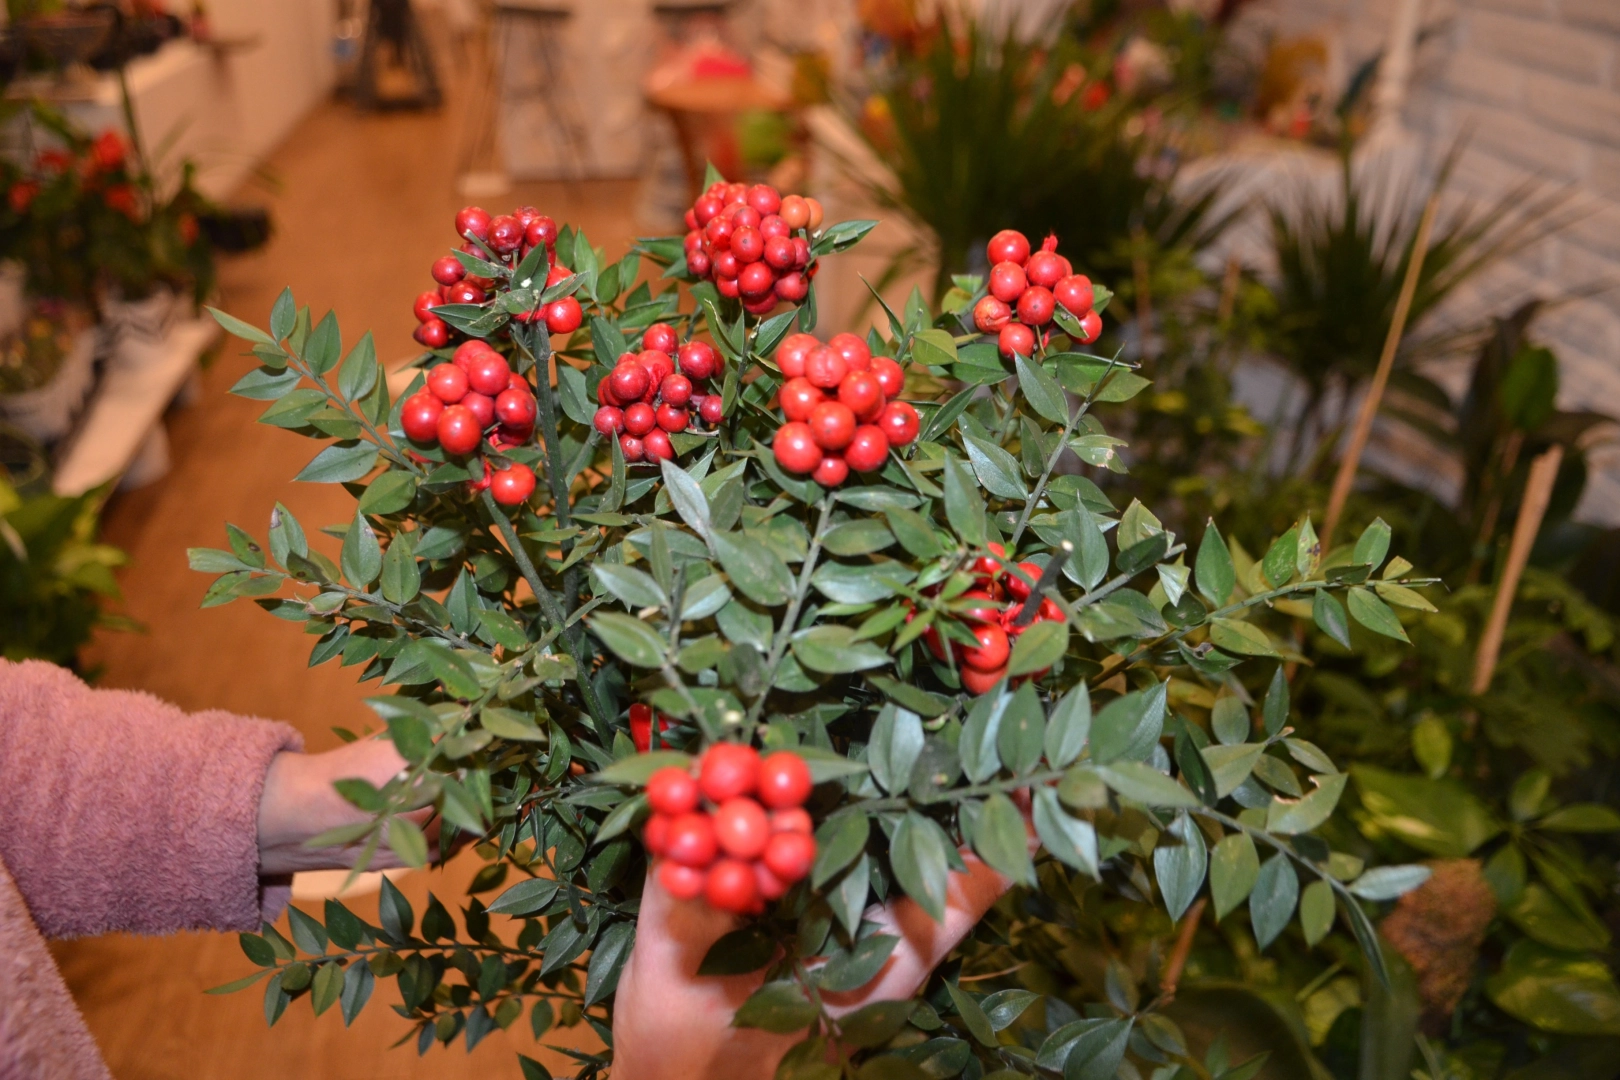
[1249,0,1620,523]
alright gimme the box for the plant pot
[0,326,98,445]
[102,286,177,345]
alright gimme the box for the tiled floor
[53,69,641,1080]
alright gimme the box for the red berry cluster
[971,230,1102,358]
[399,339,538,506]
[591,322,723,464]
[412,204,584,350]
[628,702,670,753]
[643,745,817,915]
[770,332,919,487]
[682,182,822,315]
[922,543,1065,694]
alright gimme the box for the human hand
[610,853,1015,1080]
[256,737,439,875]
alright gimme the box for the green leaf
[1249,855,1298,949]
[338,332,379,402]
[1300,878,1335,947]
[341,511,381,588]
[1538,804,1620,832]
[1266,772,1348,834]
[889,811,951,922]
[1096,762,1200,808]
[1209,617,1277,656]
[868,705,925,795]
[1309,589,1350,649]
[1347,587,1408,641]
[269,289,295,341]
[812,812,870,889]
[911,326,959,368]
[1044,683,1091,768]
[962,434,1028,500]
[697,927,777,976]
[388,815,428,868]
[311,961,344,1016]
[1089,681,1166,764]
[734,981,819,1034]
[482,706,547,741]
[585,921,634,1006]
[946,982,998,1048]
[712,530,795,606]
[942,455,986,546]
[793,625,891,673]
[1210,832,1260,920]
[839,999,914,1049]
[1196,520,1235,606]
[208,305,275,345]
[592,564,666,608]
[822,519,896,556]
[379,530,420,604]
[959,690,1009,783]
[589,612,667,668]
[660,458,711,538]
[1348,864,1432,901]
[1211,697,1249,745]
[1014,353,1069,425]
[488,877,561,916]
[358,471,417,515]
[1261,665,1289,736]
[971,792,1035,886]
[818,933,900,992]
[1351,765,1502,856]
[1153,812,1208,921]
[295,440,380,484]
[1032,787,1098,877]
[1260,526,1298,588]
[305,310,343,374]
[231,366,302,400]
[1006,620,1067,677]
[1486,940,1620,1035]
[997,682,1045,775]
[1353,518,1392,571]
[1201,743,1264,799]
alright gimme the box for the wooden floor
[53,69,641,1079]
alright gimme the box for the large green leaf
[1007,620,1067,677]
[295,441,378,483]
[712,530,795,606]
[792,625,891,673]
[1249,854,1298,949]
[942,455,986,546]
[1154,812,1208,921]
[1210,832,1260,920]
[589,613,667,668]
[1089,681,1166,764]
[890,811,951,921]
[1266,772,1348,834]
[971,792,1035,886]
[1351,765,1502,857]
[1486,940,1620,1035]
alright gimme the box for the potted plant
[195,180,1441,1077]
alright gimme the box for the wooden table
[646,75,792,201]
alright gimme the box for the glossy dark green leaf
[1089,680,1166,764]
[889,811,950,922]
[1210,832,1259,920]
[341,510,381,588]
[812,811,870,889]
[971,792,1035,886]
[1196,520,1235,607]
[818,933,899,992]
[1154,812,1208,921]
[997,682,1046,775]
[793,625,891,673]
[713,529,795,606]
[1353,518,1392,571]
[379,529,419,604]
[697,927,777,975]
[1044,682,1091,768]
[1249,854,1298,949]
[358,471,417,515]
[1347,587,1408,641]
[942,455,986,547]
[945,982,998,1047]
[868,705,925,795]
[589,612,667,668]
[959,689,1008,783]
[585,921,634,1005]
[962,433,1027,499]
[734,981,819,1033]
[1007,620,1067,678]
[1033,787,1098,877]
[1015,352,1070,425]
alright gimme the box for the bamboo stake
[1320,194,1440,551]
[1158,897,1207,1005]
[1471,444,1563,695]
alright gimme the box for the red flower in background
[103,184,141,221]
[178,212,199,245]
[8,181,38,214]
[35,149,73,174]
[90,130,127,173]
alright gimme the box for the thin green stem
[747,497,835,726]
[1007,402,1080,550]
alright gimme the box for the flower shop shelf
[51,317,218,497]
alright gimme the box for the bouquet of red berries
[972,229,1103,358]
[682,181,823,314]
[769,331,919,486]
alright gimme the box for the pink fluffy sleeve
[0,659,303,939]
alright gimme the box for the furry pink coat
[0,659,301,1079]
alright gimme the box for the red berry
[1017,286,1056,327]
[546,263,573,287]
[774,272,809,302]
[658,859,705,900]
[762,831,815,884]
[1054,274,1095,315]
[806,198,825,230]
[677,341,717,382]
[498,422,534,445]
[452,340,492,371]
[808,401,857,451]
[699,743,760,802]
[712,797,771,859]
[488,214,524,254]
[656,403,689,433]
[455,206,491,240]
[771,807,813,834]
[644,813,671,856]
[757,752,813,808]
[961,622,1011,672]
[747,183,782,216]
[974,296,1012,333]
[763,235,796,271]
[624,402,656,437]
[593,406,624,435]
[1025,249,1066,289]
[467,352,511,396]
[495,388,537,428]
[755,861,788,900]
[773,421,822,474]
[731,226,764,264]
[640,350,675,388]
[643,429,675,461]
[413,291,441,323]
[705,214,734,248]
[1005,561,1043,601]
[428,364,469,403]
[958,589,1002,624]
[644,322,678,354]
[1076,309,1103,345]
[513,205,541,227]
[699,396,724,424]
[960,665,1006,695]
[712,250,739,280]
[619,434,645,462]
[999,323,1036,358]
[791,237,812,267]
[779,378,824,423]
[665,813,718,868]
[777,333,818,378]
[445,281,486,305]
[525,215,558,250]
[812,454,848,487]
[779,194,810,230]
[687,250,712,277]
[609,364,650,403]
[715,276,741,299]
[804,346,847,389]
[828,332,872,372]
[546,297,582,333]
[973,542,1007,578]
[879,401,920,446]
[844,425,890,473]
[838,370,885,421]
[739,261,776,298]
[491,463,536,506]
[660,373,693,407]
[871,356,905,399]
[989,261,1028,303]
[648,767,700,816]
[704,858,759,914]
[431,256,465,286]
[414,318,449,349]
[461,391,495,429]
[759,213,789,240]
[437,405,482,455]
[693,194,724,226]
[401,392,444,443]
[987,229,1030,266]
